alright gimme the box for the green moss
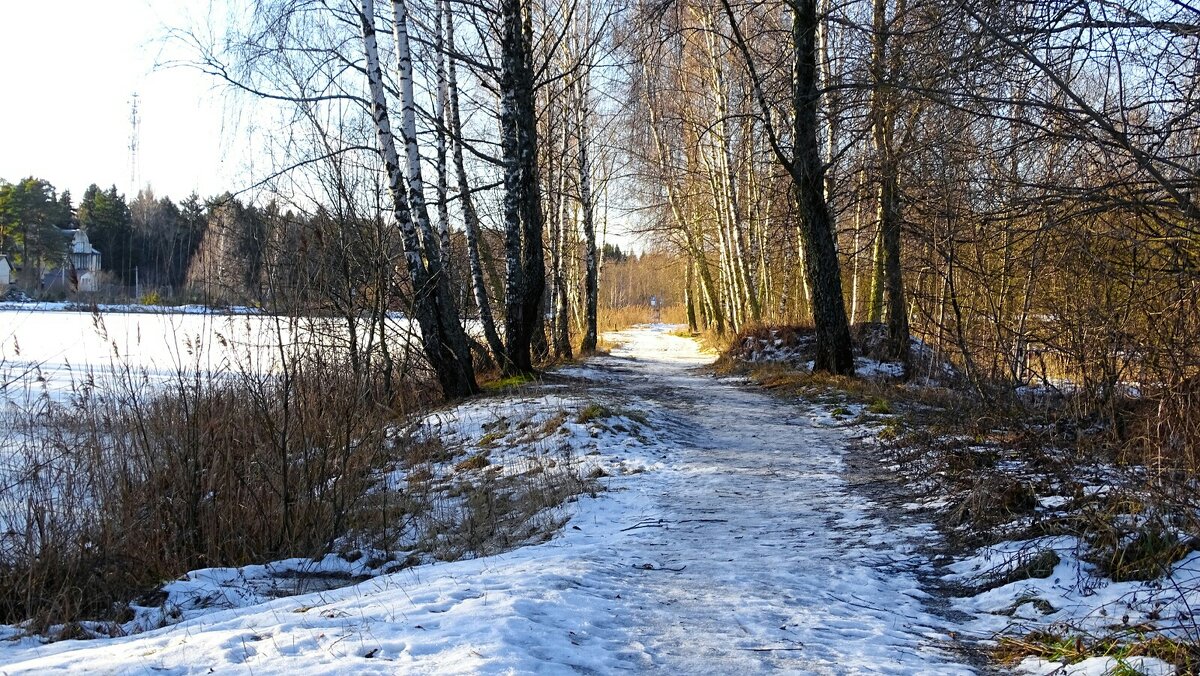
[483,374,537,390]
[576,403,613,424]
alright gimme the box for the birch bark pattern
[445,0,507,367]
[357,0,477,399]
[577,62,599,353]
[391,0,477,392]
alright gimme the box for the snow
[0,309,285,405]
[0,301,261,315]
[1018,655,1175,675]
[948,535,1200,674]
[0,309,422,410]
[731,328,918,381]
[855,358,905,379]
[408,393,661,488]
[0,324,979,674]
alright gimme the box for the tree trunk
[391,0,478,394]
[792,0,855,374]
[685,258,699,332]
[357,0,477,399]
[577,70,599,352]
[551,127,572,359]
[499,0,546,374]
[868,0,910,364]
[433,0,453,280]
[445,0,506,369]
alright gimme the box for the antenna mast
[129,92,141,195]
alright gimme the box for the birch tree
[443,0,508,367]
[498,0,548,375]
[358,0,478,398]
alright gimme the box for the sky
[0,0,644,248]
[0,1,237,202]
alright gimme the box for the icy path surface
[0,325,975,675]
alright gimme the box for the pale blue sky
[0,1,238,202]
[0,0,639,248]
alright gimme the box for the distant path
[0,325,978,675]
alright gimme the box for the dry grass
[0,352,413,631]
[0,348,604,636]
[994,631,1199,673]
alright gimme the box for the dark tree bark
[499,0,547,375]
[719,0,853,372]
[791,0,855,374]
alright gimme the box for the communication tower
[129,93,141,194]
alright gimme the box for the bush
[0,349,408,631]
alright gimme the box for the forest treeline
[628,0,1199,403]
[0,177,260,299]
[0,176,641,308]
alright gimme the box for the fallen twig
[633,563,687,572]
[621,519,667,531]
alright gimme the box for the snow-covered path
[550,326,975,674]
[0,325,977,674]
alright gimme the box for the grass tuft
[454,453,491,473]
[576,403,614,424]
[483,373,538,390]
[867,398,893,414]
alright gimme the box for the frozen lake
[0,306,419,405]
[0,305,424,499]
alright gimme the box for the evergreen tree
[0,177,72,282]
[79,185,137,284]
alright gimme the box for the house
[0,255,11,287]
[37,230,103,293]
[66,229,101,292]
[69,230,101,272]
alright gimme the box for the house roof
[69,229,101,255]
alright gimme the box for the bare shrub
[0,345,408,631]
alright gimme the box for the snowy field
[0,325,985,674]
[0,307,416,404]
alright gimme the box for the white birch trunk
[360,0,422,278]
[391,0,442,269]
[433,0,452,277]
